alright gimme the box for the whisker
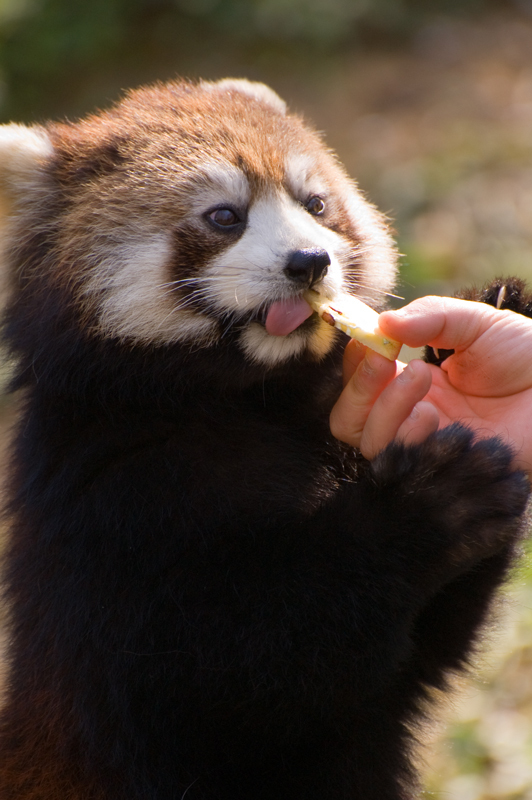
[346,281,404,301]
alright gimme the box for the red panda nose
[283,248,330,286]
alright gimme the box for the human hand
[329,296,532,479]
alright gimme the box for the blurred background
[2,0,532,797]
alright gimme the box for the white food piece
[305,290,402,361]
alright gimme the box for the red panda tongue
[264,297,314,336]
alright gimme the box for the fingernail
[364,350,382,373]
[397,362,415,382]
[385,307,409,318]
[409,404,420,420]
[344,339,364,363]
[387,306,421,320]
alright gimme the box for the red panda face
[0,79,397,369]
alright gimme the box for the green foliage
[0,0,522,121]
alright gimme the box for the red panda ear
[0,124,54,205]
[199,78,287,115]
[0,125,55,289]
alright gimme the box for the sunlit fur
[0,80,529,800]
[0,79,398,365]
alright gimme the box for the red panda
[0,78,528,800]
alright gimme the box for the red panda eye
[306,196,325,216]
[209,208,240,227]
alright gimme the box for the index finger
[378,296,502,351]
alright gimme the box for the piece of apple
[305,290,402,361]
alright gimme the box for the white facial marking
[240,317,337,367]
[284,152,327,203]
[87,233,217,345]
[240,323,310,366]
[285,151,397,306]
[200,188,348,366]
[84,163,250,348]
[189,161,250,216]
[203,190,345,316]
[80,154,395,364]
[342,189,397,303]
